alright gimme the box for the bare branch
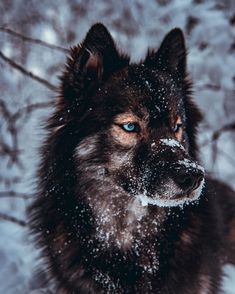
[201,121,235,147]
[11,101,53,122]
[0,51,57,91]
[0,212,26,227]
[203,83,221,91]
[0,26,70,53]
[0,99,53,168]
[0,98,12,119]
[0,99,53,124]
[0,99,21,166]
[0,142,21,166]
[211,121,235,141]
[0,191,31,199]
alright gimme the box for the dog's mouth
[135,177,205,208]
[119,176,205,208]
[111,159,205,208]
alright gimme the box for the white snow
[160,138,185,150]
[178,158,205,173]
[137,177,205,208]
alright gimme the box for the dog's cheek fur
[183,80,203,160]
[75,136,149,251]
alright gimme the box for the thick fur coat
[29,23,235,293]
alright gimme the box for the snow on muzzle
[137,158,205,208]
[137,139,205,208]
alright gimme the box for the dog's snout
[175,170,204,193]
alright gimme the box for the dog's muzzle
[171,160,205,197]
[137,159,205,208]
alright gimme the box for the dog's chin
[136,179,205,208]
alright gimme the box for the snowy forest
[0,0,235,293]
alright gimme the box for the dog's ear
[145,28,186,79]
[61,23,129,105]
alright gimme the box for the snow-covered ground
[0,0,235,292]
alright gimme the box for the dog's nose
[174,170,204,192]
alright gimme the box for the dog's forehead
[128,65,181,99]
[104,65,184,119]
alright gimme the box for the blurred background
[0,0,235,293]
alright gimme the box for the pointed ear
[61,23,129,102]
[145,28,186,79]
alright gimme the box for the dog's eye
[173,123,183,133]
[121,122,139,133]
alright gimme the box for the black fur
[29,23,235,293]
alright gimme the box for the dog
[29,23,235,293]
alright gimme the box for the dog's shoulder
[206,176,235,207]
[206,176,235,263]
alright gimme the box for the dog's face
[59,24,204,211]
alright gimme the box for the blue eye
[122,122,138,132]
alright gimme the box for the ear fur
[145,28,186,80]
[61,23,129,105]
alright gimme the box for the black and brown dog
[29,23,235,293]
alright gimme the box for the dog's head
[58,23,205,209]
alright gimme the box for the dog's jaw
[136,177,205,208]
